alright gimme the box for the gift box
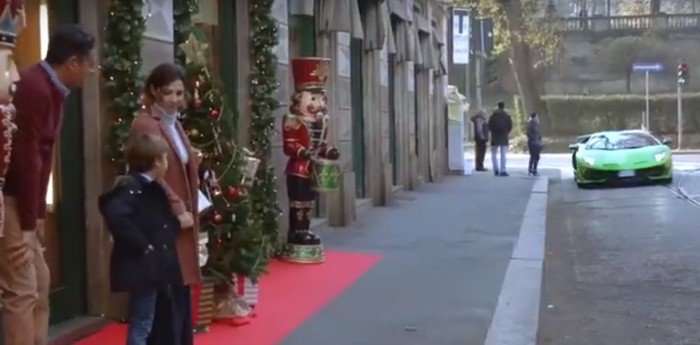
[234,274,259,308]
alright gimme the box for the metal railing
[560,13,700,32]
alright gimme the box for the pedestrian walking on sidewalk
[488,101,513,176]
[0,24,95,345]
[527,112,543,176]
[471,109,490,171]
[99,134,188,345]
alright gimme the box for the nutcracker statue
[282,57,341,264]
[0,0,24,236]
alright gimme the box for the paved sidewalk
[282,174,538,345]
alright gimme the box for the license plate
[618,170,635,177]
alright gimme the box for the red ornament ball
[210,109,219,119]
[212,212,223,224]
[227,186,240,198]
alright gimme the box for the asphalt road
[538,178,700,345]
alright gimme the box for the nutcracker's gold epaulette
[283,114,301,130]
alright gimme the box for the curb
[484,176,549,345]
[672,150,700,155]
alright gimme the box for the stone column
[270,0,292,236]
[80,0,110,317]
[406,61,418,189]
[379,45,394,203]
[318,30,356,226]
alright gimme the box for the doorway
[12,0,87,324]
[350,38,365,198]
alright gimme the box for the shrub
[542,93,700,136]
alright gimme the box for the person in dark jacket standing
[526,112,543,176]
[487,101,513,176]
[470,109,490,171]
[99,134,191,345]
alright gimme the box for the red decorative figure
[0,0,24,237]
[281,58,340,264]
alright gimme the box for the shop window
[192,0,221,75]
[289,15,315,57]
[192,0,236,114]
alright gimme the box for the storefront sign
[452,9,470,65]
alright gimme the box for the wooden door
[350,38,365,198]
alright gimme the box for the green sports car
[569,130,673,187]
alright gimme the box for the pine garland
[102,0,146,173]
[173,0,198,63]
[249,0,282,251]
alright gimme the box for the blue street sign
[632,63,665,73]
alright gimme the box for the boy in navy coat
[99,134,192,345]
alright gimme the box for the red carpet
[76,251,381,345]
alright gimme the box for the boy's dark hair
[44,24,95,65]
[125,134,169,173]
[497,101,505,110]
[530,112,537,118]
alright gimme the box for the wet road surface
[538,179,700,345]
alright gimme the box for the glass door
[12,0,87,324]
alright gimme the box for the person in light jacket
[526,112,543,176]
[470,109,490,171]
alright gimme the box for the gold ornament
[179,33,209,65]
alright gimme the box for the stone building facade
[272,0,450,230]
[34,0,448,341]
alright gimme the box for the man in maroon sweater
[0,24,94,345]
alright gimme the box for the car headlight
[654,152,667,162]
[583,157,595,165]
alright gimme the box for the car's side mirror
[662,138,672,146]
[568,143,579,151]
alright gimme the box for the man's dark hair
[530,112,537,118]
[44,24,95,65]
[497,101,505,110]
[125,134,169,173]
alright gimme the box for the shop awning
[387,0,411,21]
[362,0,386,51]
[289,0,314,16]
[382,2,397,54]
[318,0,364,39]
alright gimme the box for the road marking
[483,177,548,345]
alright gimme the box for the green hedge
[541,93,700,135]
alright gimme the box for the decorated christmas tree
[177,30,272,282]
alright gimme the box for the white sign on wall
[273,23,289,65]
[337,32,351,77]
[407,62,415,92]
[429,73,434,95]
[380,45,389,86]
[142,0,174,42]
[452,11,470,65]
